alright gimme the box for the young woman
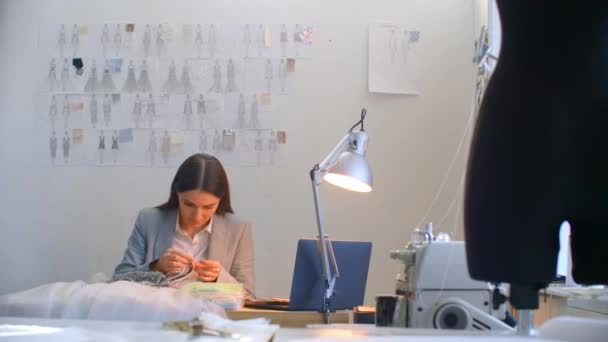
[114,153,255,298]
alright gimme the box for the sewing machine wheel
[433,302,471,330]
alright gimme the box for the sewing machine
[388,225,513,331]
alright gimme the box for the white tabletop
[0,316,562,341]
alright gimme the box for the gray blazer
[114,208,255,297]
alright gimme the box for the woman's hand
[194,260,221,282]
[151,248,193,274]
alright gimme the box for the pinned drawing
[196,94,207,129]
[111,130,119,163]
[122,60,138,93]
[142,24,152,57]
[71,24,80,56]
[249,94,259,128]
[368,23,421,94]
[57,24,67,56]
[161,130,171,165]
[194,24,204,58]
[84,60,100,93]
[101,60,117,92]
[61,58,70,91]
[90,94,98,128]
[49,131,58,165]
[62,130,70,164]
[102,94,112,127]
[101,24,111,55]
[148,130,158,165]
[48,95,58,130]
[137,60,152,92]
[47,58,58,91]
[97,130,106,164]
[132,93,143,128]
[62,95,70,129]
[183,94,193,130]
[113,24,123,56]
[145,93,156,128]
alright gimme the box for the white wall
[0,0,478,304]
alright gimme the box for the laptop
[246,239,372,311]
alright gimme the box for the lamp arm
[317,134,351,175]
[310,166,339,317]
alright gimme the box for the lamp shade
[323,151,372,193]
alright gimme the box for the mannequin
[465,0,608,310]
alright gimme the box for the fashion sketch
[243,24,251,58]
[268,130,277,165]
[279,59,287,93]
[264,59,273,92]
[114,24,123,56]
[401,29,410,64]
[62,95,70,129]
[210,60,222,93]
[98,130,106,164]
[199,130,208,152]
[101,24,111,55]
[183,94,193,130]
[57,24,67,56]
[256,24,265,57]
[156,24,165,57]
[148,130,158,165]
[254,130,263,166]
[49,131,58,165]
[234,93,246,129]
[61,58,70,91]
[194,24,204,58]
[138,60,152,92]
[143,24,152,57]
[101,60,116,92]
[388,28,398,64]
[181,61,194,94]
[161,130,171,165]
[162,60,181,94]
[196,94,207,129]
[62,130,70,164]
[145,93,156,128]
[208,24,217,58]
[102,94,112,127]
[132,93,143,128]
[71,24,80,56]
[90,94,98,128]
[280,24,288,57]
[294,24,302,57]
[122,60,138,93]
[226,59,237,92]
[84,60,100,93]
[48,58,58,91]
[111,130,119,163]
[48,95,58,130]
[212,129,221,152]
[249,94,259,128]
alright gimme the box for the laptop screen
[288,239,372,311]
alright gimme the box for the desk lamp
[309,108,372,323]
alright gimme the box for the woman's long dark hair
[157,153,234,215]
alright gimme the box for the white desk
[0,316,562,341]
[533,287,608,326]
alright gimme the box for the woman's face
[176,189,220,230]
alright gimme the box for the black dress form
[464,0,608,309]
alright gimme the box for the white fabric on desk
[0,280,224,321]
